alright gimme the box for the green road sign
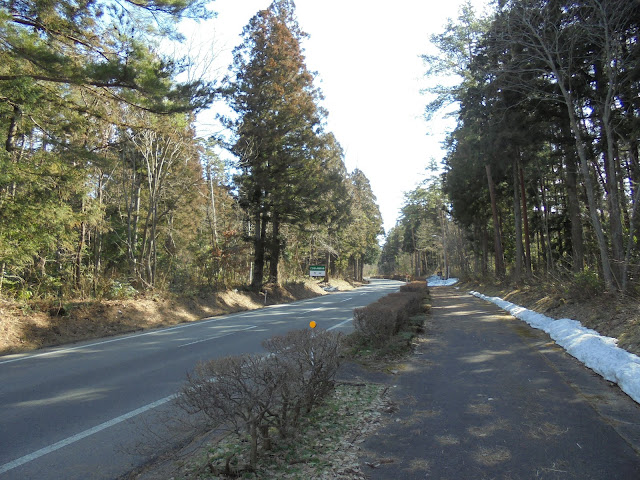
[309,265,326,277]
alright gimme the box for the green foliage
[0,0,381,302]
[411,0,640,290]
[569,268,603,300]
[108,281,138,300]
[225,1,381,286]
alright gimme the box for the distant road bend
[0,279,403,480]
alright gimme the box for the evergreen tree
[226,0,329,287]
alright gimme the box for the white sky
[180,0,489,235]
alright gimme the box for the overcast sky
[180,0,490,235]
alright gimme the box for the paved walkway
[358,287,640,479]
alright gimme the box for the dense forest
[381,0,640,294]
[0,0,382,301]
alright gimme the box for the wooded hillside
[0,0,382,301]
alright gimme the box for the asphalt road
[360,287,640,479]
[0,279,403,480]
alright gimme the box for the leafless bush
[399,281,429,294]
[176,329,342,471]
[353,304,396,346]
[262,329,341,438]
[176,354,283,470]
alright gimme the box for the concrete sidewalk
[358,287,640,479]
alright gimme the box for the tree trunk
[5,104,20,153]
[481,222,488,276]
[269,214,281,285]
[622,176,640,291]
[0,262,5,295]
[441,209,449,279]
[623,139,640,291]
[207,163,218,246]
[485,164,505,278]
[518,158,532,275]
[93,172,104,294]
[324,250,330,283]
[595,50,625,287]
[513,158,524,280]
[127,168,142,278]
[249,421,258,470]
[539,174,553,272]
[75,219,86,292]
[251,212,267,290]
[352,256,359,281]
[564,143,585,272]
[556,77,615,289]
[602,107,624,286]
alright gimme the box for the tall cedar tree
[226,0,326,288]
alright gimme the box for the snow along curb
[426,276,459,287]
[470,291,640,405]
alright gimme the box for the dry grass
[459,277,640,356]
[466,402,494,416]
[473,446,512,466]
[435,434,460,446]
[526,421,569,440]
[172,383,390,479]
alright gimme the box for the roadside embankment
[0,279,356,356]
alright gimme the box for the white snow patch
[427,276,459,287]
[470,291,640,405]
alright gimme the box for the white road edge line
[0,395,175,475]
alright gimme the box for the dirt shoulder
[0,279,358,357]
[459,278,640,357]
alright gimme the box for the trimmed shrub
[377,292,423,331]
[353,304,396,347]
[352,286,429,347]
[262,329,341,437]
[177,329,341,472]
[399,281,429,294]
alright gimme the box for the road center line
[327,318,352,331]
[0,312,262,366]
[178,325,257,347]
[0,395,175,475]
[0,292,368,366]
